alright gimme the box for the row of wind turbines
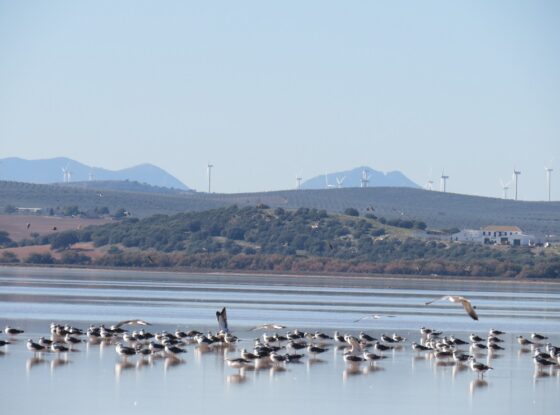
[426,166,554,201]
[294,166,555,202]
[61,166,95,183]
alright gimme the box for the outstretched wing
[113,319,152,329]
[216,307,229,333]
[461,299,479,320]
[250,323,286,331]
[425,296,450,306]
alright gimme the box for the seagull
[363,351,387,363]
[27,339,45,353]
[0,340,10,347]
[112,319,151,329]
[489,329,505,336]
[216,307,229,333]
[425,295,478,320]
[250,324,286,331]
[531,333,548,341]
[116,343,136,357]
[468,357,493,378]
[4,326,24,335]
[353,313,396,323]
[517,336,533,346]
[343,354,365,363]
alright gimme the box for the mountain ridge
[0,157,189,190]
[302,166,419,189]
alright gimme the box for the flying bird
[425,295,479,320]
[112,319,152,329]
[353,314,396,323]
[216,307,229,333]
[250,323,286,331]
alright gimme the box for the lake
[1,267,559,414]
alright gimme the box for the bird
[531,333,548,341]
[353,313,396,323]
[4,326,24,335]
[116,343,136,357]
[307,345,328,357]
[411,342,431,352]
[216,307,229,333]
[27,339,45,353]
[0,340,10,347]
[425,295,478,320]
[51,343,69,353]
[468,357,493,378]
[489,329,505,336]
[517,336,533,346]
[165,344,187,355]
[112,319,151,329]
[226,358,252,369]
[470,334,484,343]
[343,354,365,363]
[250,324,286,331]
[363,351,387,363]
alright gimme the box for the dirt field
[0,215,112,242]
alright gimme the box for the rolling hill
[1,180,559,236]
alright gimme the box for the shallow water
[1,267,559,414]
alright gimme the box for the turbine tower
[207,163,213,193]
[426,180,434,191]
[360,168,370,188]
[440,171,449,192]
[545,167,553,202]
[513,169,521,201]
[296,176,302,190]
[61,166,72,183]
[325,172,334,189]
[499,178,510,199]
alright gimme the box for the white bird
[249,324,286,331]
[425,295,479,320]
[353,313,396,323]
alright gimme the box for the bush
[26,252,55,264]
[344,208,359,217]
[51,231,79,250]
[0,251,19,263]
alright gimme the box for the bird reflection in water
[469,379,489,397]
[164,356,185,372]
[226,367,250,385]
[51,357,72,372]
[26,356,46,372]
[452,363,468,378]
[115,360,135,378]
[362,364,384,375]
[269,365,287,378]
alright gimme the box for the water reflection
[26,356,46,372]
[469,379,489,397]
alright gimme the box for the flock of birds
[1,304,559,382]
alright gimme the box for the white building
[452,226,534,246]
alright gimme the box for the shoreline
[2,263,560,287]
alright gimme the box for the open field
[0,214,111,242]
[1,180,559,235]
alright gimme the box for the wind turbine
[545,166,553,202]
[325,172,335,189]
[335,176,345,188]
[296,175,302,190]
[513,169,521,201]
[360,168,370,188]
[61,166,72,183]
[207,163,213,193]
[499,178,511,199]
[440,171,449,192]
[426,168,434,190]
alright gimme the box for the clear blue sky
[1,1,559,200]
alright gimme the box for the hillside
[0,157,189,190]
[1,206,558,279]
[302,166,420,189]
[1,180,559,235]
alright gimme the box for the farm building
[452,225,534,246]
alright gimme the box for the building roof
[482,225,522,233]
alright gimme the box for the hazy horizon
[1,1,558,200]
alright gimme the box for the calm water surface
[1,267,559,414]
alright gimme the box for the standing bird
[425,295,478,320]
[468,357,493,378]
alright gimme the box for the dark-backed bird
[425,295,478,320]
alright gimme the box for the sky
[0,0,559,200]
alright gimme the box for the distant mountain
[0,157,189,190]
[302,166,419,189]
